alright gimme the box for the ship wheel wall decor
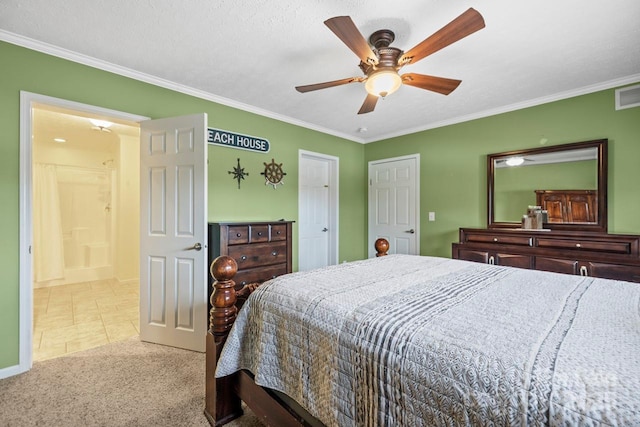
[261,158,286,189]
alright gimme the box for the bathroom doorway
[31,102,141,361]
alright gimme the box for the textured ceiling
[2,1,639,143]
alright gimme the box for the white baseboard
[0,363,26,380]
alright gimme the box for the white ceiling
[32,103,139,153]
[2,1,639,143]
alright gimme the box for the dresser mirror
[487,139,608,232]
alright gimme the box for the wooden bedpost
[375,238,389,256]
[204,256,243,426]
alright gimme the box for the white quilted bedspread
[216,255,640,426]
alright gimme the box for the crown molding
[0,30,362,143]
[2,30,637,145]
[367,74,640,143]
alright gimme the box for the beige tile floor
[33,279,139,361]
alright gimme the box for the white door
[298,151,339,271]
[368,155,420,257]
[139,114,208,352]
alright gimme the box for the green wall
[2,38,639,372]
[0,41,366,370]
[365,85,640,258]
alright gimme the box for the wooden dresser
[208,221,293,289]
[452,228,640,282]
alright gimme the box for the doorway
[298,150,339,271]
[31,104,141,361]
[20,92,147,368]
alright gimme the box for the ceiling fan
[295,8,485,114]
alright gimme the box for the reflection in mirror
[488,139,607,232]
[494,148,597,223]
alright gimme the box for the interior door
[368,155,419,257]
[299,154,331,271]
[139,114,207,352]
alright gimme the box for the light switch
[428,211,435,221]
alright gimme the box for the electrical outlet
[428,212,436,221]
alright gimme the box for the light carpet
[0,337,264,427]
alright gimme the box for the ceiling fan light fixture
[365,69,402,98]
[506,156,525,166]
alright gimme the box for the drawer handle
[276,231,281,235]
[257,232,263,236]
[236,233,242,237]
[240,255,247,261]
[272,251,278,256]
[493,238,498,242]
[241,281,247,285]
[576,243,581,248]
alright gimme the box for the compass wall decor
[261,158,286,189]
[228,158,248,189]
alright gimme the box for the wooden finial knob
[210,256,238,281]
[375,238,389,256]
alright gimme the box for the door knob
[322,228,328,232]
[405,229,415,234]
[187,242,202,251]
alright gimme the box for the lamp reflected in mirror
[505,156,525,166]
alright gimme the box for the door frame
[15,91,148,377]
[367,154,420,256]
[298,150,339,268]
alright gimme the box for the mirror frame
[487,139,608,233]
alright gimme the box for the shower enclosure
[33,163,116,286]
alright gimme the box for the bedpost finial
[210,256,238,338]
[375,238,389,257]
[211,256,238,281]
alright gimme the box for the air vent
[615,84,640,110]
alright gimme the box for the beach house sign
[207,128,270,153]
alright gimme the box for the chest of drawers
[208,221,293,290]
[452,228,640,282]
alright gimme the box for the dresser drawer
[465,234,532,246]
[271,224,287,241]
[586,262,640,282]
[227,226,249,245]
[250,225,269,243]
[233,263,289,286]
[537,238,631,254]
[535,257,579,275]
[228,241,288,269]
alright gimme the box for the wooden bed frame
[204,238,390,426]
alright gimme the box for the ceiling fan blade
[400,8,485,65]
[401,73,462,95]
[324,16,378,65]
[295,77,363,93]
[358,94,379,114]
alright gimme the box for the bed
[205,239,640,426]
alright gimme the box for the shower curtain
[33,163,65,282]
